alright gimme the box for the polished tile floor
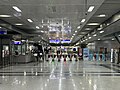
[0,60,120,90]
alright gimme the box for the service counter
[12,54,35,63]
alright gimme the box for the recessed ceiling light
[0,15,11,17]
[36,26,40,29]
[85,28,91,30]
[93,34,97,37]
[12,6,22,12]
[73,34,75,36]
[87,23,100,25]
[81,19,86,23]
[27,19,33,22]
[89,37,91,39]
[86,39,88,40]
[77,26,81,29]
[15,23,23,25]
[72,36,74,37]
[98,39,100,40]
[119,35,120,37]
[112,38,115,40]
[97,14,106,17]
[75,31,77,33]
[41,31,44,33]
[88,6,95,12]
[0,27,2,28]
[100,30,104,33]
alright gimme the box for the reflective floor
[0,60,120,90]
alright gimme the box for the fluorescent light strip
[97,14,106,17]
[89,37,91,39]
[0,15,11,17]
[87,23,99,25]
[77,26,81,29]
[81,19,86,23]
[13,6,22,12]
[36,26,40,29]
[100,30,104,33]
[27,19,33,22]
[93,34,97,37]
[112,38,115,40]
[73,34,75,36]
[75,31,77,33]
[41,31,44,33]
[88,6,95,12]
[15,23,23,25]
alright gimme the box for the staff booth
[0,35,12,67]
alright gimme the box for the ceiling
[0,0,120,45]
[73,0,120,44]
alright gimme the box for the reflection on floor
[0,60,120,90]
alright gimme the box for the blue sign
[0,30,7,34]
[49,40,60,43]
[14,41,21,45]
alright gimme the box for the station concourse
[0,0,120,90]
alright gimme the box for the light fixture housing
[88,6,95,12]
[13,6,22,12]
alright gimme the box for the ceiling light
[36,26,40,29]
[12,6,22,12]
[15,23,23,25]
[88,6,95,12]
[85,28,91,30]
[0,27,2,28]
[100,30,104,33]
[97,28,102,30]
[97,14,106,17]
[81,19,86,23]
[77,26,81,29]
[86,39,88,40]
[93,34,97,37]
[119,35,120,37]
[87,23,100,25]
[0,15,11,17]
[41,31,44,33]
[73,34,75,36]
[112,38,115,40]
[27,19,33,22]
[89,37,91,39]
[98,39,100,40]
[72,36,74,37]
[75,31,77,33]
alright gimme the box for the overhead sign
[0,30,7,34]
